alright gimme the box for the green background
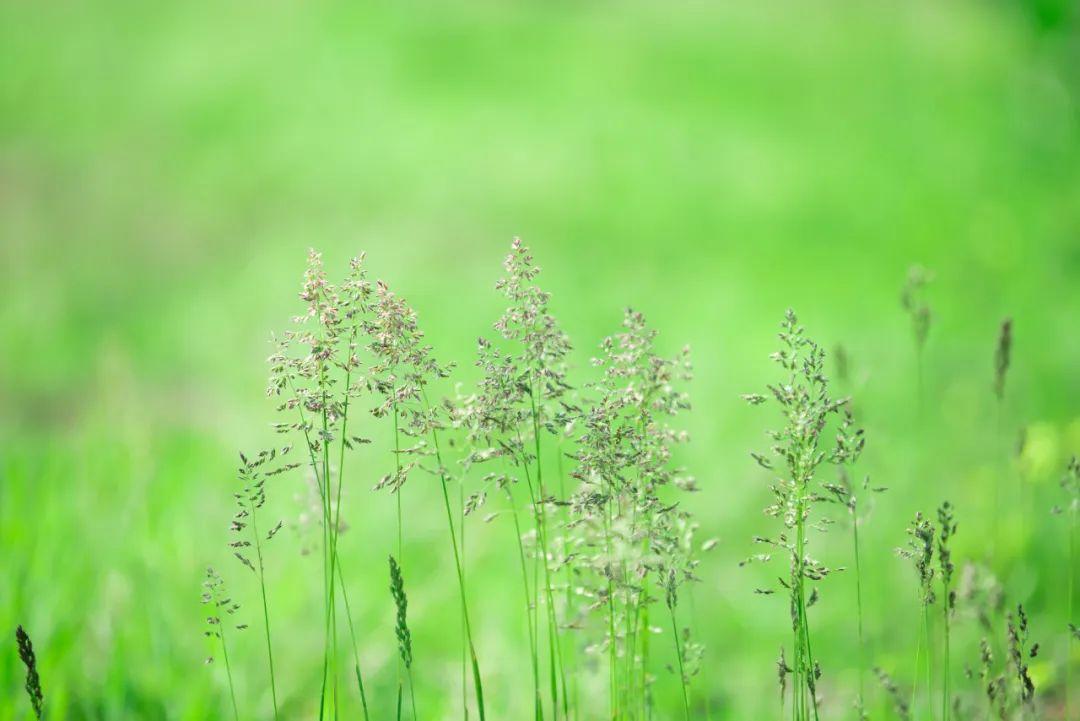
[1,1,1078,719]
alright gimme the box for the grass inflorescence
[179,240,1074,721]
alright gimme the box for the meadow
[2,1,1079,719]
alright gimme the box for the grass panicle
[743,310,863,721]
[202,567,244,721]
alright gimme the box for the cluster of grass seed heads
[899,512,936,606]
[1006,605,1037,707]
[900,266,933,354]
[202,568,245,657]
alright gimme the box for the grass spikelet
[389,554,417,720]
[15,625,44,720]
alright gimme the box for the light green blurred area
[1,1,1079,719]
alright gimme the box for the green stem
[508,484,542,720]
[218,619,241,721]
[288,375,334,721]
[247,501,280,720]
[528,380,567,719]
[852,507,865,718]
[942,601,950,721]
[408,668,419,720]
[1067,508,1075,721]
[923,605,933,721]
[335,560,370,721]
[668,604,690,721]
[910,607,923,719]
[425,392,486,721]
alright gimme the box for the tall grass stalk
[851,499,866,717]
[899,511,936,721]
[744,310,863,721]
[267,252,375,718]
[232,449,297,721]
[936,502,956,721]
[423,388,487,721]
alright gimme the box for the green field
[1,1,1078,719]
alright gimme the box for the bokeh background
[2,1,1079,719]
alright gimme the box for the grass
[18,240,1057,721]
[2,1,1080,718]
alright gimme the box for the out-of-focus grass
[1,1,1078,718]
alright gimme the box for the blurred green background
[2,1,1079,719]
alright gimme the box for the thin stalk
[507,482,542,720]
[910,608,923,718]
[1068,507,1075,721]
[391,387,404,702]
[460,478,468,721]
[688,588,708,721]
[320,381,339,720]
[668,604,690,721]
[556,446,579,721]
[328,368,370,718]
[218,616,241,721]
[408,669,419,720]
[941,603,950,721]
[851,506,865,718]
[247,500,280,720]
[288,374,334,721]
[528,381,568,719]
[602,476,619,720]
[922,605,933,721]
[335,561,370,721]
[794,484,819,721]
[424,391,486,721]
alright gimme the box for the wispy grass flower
[744,310,862,721]
[462,238,572,719]
[202,567,244,721]
[230,447,298,721]
[898,511,935,720]
[267,250,374,719]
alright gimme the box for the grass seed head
[389,554,413,669]
[15,625,44,720]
